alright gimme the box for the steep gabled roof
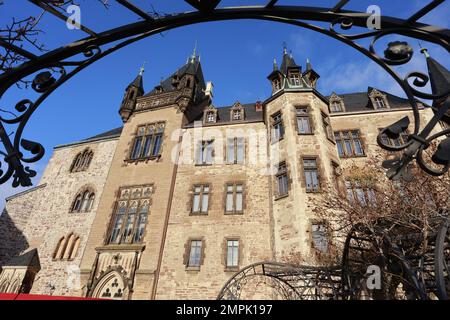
[3,248,40,269]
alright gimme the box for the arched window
[70,148,94,172]
[53,233,80,261]
[53,236,65,260]
[8,279,21,294]
[92,272,125,300]
[71,189,95,213]
[0,279,10,293]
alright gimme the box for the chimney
[255,101,263,112]
[205,81,214,99]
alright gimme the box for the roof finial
[273,58,278,71]
[282,41,287,55]
[139,61,146,76]
[190,40,198,63]
[306,58,312,70]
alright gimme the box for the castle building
[0,47,444,299]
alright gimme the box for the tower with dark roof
[119,65,145,122]
[421,48,450,126]
[267,46,313,95]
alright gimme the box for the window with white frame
[226,240,239,268]
[225,183,244,214]
[192,185,210,214]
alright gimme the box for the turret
[119,64,145,122]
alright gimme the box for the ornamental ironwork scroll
[0,0,449,187]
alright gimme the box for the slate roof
[144,57,205,97]
[185,103,264,127]
[3,248,40,269]
[129,73,144,93]
[82,127,123,142]
[280,51,300,75]
[426,56,450,97]
[328,87,419,113]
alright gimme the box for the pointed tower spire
[306,58,312,71]
[139,61,146,76]
[273,58,278,71]
[190,41,198,63]
[421,47,450,97]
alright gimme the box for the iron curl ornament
[0,1,449,187]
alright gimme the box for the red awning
[0,293,105,300]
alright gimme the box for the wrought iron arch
[217,261,342,300]
[1,0,449,187]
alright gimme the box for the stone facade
[0,136,118,296]
[0,50,440,299]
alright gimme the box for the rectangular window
[379,129,409,147]
[188,240,203,268]
[334,130,365,157]
[303,158,320,192]
[130,123,165,160]
[296,107,312,134]
[322,113,334,141]
[192,185,209,214]
[226,240,239,268]
[226,137,245,164]
[271,112,284,142]
[276,162,289,197]
[312,223,328,253]
[374,97,387,109]
[196,140,214,165]
[330,101,342,112]
[225,183,244,214]
[108,185,152,245]
[345,180,376,206]
[290,73,301,86]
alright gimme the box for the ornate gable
[230,101,245,121]
[329,92,345,112]
[203,104,218,124]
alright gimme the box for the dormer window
[206,111,215,123]
[330,101,342,112]
[273,78,281,91]
[369,89,389,110]
[203,105,218,124]
[329,93,345,113]
[374,96,386,109]
[289,73,301,86]
[230,102,244,122]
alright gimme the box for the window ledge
[224,267,239,272]
[125,155,161,164]
[274,194,289,201]
[95,243,146,252]
[339,154,367,159]
[185,266,201,272]
[195,163,213,167]
[271,137,284,145]
[224,212,244,216]
[189,212,209,216]
[298,132,314,136]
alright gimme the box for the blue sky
[0,0,449,208]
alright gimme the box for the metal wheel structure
[217,261,341,300]
[0,0,449,187]
[218,216,450,300]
